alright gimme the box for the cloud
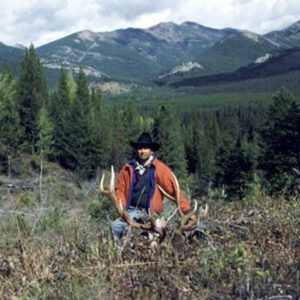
[0,0,299,47]
[98,0,174,20]
[0,0,69,46]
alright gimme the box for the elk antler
[157,173,208,231]
[99,166,165,237]
[171,173,199,231]
[99,165,125,217]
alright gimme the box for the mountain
[154,20,300,86]
[166,47,300,88]
[0,42,24,74]
[1,19,300,88]
[145,22,234,65]
[265,20,300,48]
[197,31,282,73]
[154,30,282,86]
[36,30,164,83]
[35,22,233,83]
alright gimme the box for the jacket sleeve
[115,165,129,208]
[156,162,191,213]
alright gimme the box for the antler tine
[99,173,107,193]
[158,181,198,218]
[110,165,115,192]
[203,203,209,219]
[99,166,123,216]
[171,172,199,231]
[157,184,176,202]
[99,165,115,195]
[171,172,184,218]
[171,172,198,218]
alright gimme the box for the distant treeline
[0,45,299,199]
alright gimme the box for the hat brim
[129,141,160,151]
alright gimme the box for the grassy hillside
[0,160,299,299]
[195,32,279,75]
[37,33,164,84]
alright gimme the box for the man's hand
[121,209,131,224]
[121,209,153,230]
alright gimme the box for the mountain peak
[240,30,260,42]
[148,21,178,30]
[283,19,300,34]
[181,21,200,26]
[286,19,300,27]
[76,30,97,42]
[14,43,26,49]
[180,21,213,30]
[147,22,181,43]
[265,19,300,48]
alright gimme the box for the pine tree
[36,106,54,161]
[260,88,300,194]
[66,70,76,103]
[152,102,187,180]
[191,118,215,195]
[0,68,22,176]
[122,100,143,158]
[214,133,235,190]
[215,134,259,200]
[109,104,127,169]
[89,88,111,170]
[48,66,71,166]
[64,67,93,177]
[17,44,48,153]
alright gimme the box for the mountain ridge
[164,47,300,88]
[0,20,299,88]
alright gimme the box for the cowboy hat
[129,132,160,151]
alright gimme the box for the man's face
[137,146,153,162]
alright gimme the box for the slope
[168,47,300,88]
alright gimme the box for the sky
[1,0,300,47]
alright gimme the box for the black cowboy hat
[129,132,160,151]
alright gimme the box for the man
[110,132,196,239]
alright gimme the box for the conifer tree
[189,118,215,195]
[214,133,235,191]
[0,68,22,176]
[152,102,187,180]
[90,88,111,170]
[37,106,54,160]
[260,88,300,194]
[109,104,127,169]
[64,67,93,176]
[48,66,71,166]
[17,44,48,153]
[36,107,54,169]
[215,135,259,200]
[122,100,143,158]
[66,70,76,103]
[36,106,54,201]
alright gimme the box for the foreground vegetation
[0,161,299,299]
